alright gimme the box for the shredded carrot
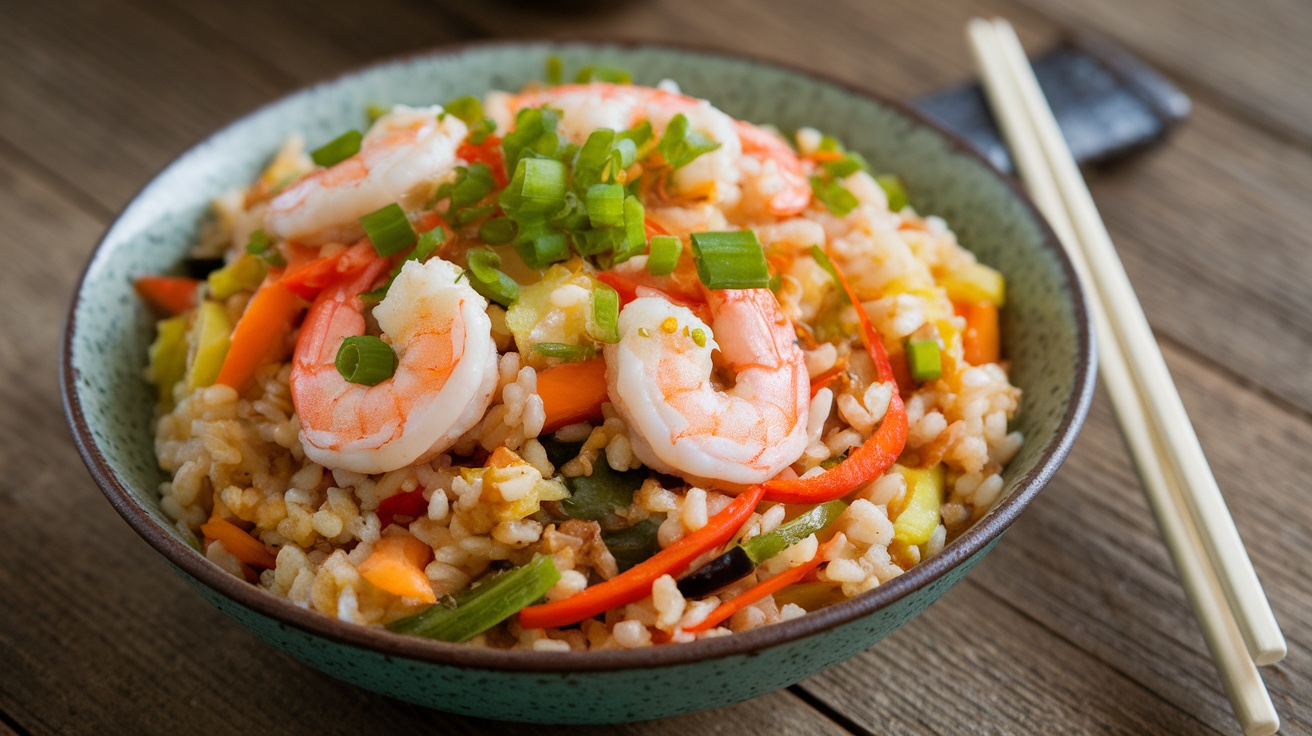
[518,484,766,630]
[133,276,199,316]
[809,362,846,397]
[685,537,841,634]
[957,301,1000,365]
[358,533,436,603]
[200,514,278,570]
[536,356,609,433]
[214,277,303,391]
[808,150,845,163]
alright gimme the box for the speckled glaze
[62,41,1095,724]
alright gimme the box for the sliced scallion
[478,217,517,245]
[906,338,943,382]
[545,55,563,86]
[516,233,570,269]
[574,65,633,84]
[689,231,770,290]
[810,176,860,217]
[658,113,721,170]
[875,174,908,212]
[444,96,483,125]
[586,183,624,227]
[821,151,870,179]
[310,130,362,168]
[360,203,417,256]
[335,335,397,386]
[573,128,615,192]
[532,342,597,361]
[618,195,646,263]
[465,247,520,307]
[646,235,681,276]
[590,283,620,344]
[809,245,849,304]
[244,229,285,267]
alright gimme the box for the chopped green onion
[444,96,483,124]
[658,113,721,170]
[768,272,783,292]
[501,107,562,175]
[689,231,770,290]
[906,338,943,382]
[366,103,391,123]
[359,203,417,256]
[465,247,520,307]
[616,120,654,155]
[532,342,597,361]
[818,134,843,153]
[586,183,624,227]
[618,195,646,263]
[574,128,616,191]
[574,65,633,84]
[335,335,397,386]
[454,206,495,227]
[244,229,285,267]
[810,176,860,217]
[551,192,591,232]
[520,233,572,269]
[520,157,567,202]
[607,138,638,180]
[361,228,446,303]
[545,55,563,85]
[387,554,560,642]
[573,227,625,257]
[822,151,870,178]
[310,130,362,168]
[590,283,620,343]
[809,245,849,304]
[740,500,847,564]
[875,174,908,212]
[478,217,516,245]
[451,163,496,207]
[646,235,681,276]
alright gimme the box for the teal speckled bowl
[62,41,1095,724]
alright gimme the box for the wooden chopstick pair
[966,18,1286,736]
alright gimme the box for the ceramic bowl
[62,40,1095,724]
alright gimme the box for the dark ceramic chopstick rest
[913,33,1191,173]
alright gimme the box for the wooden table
[3,0,1307,733]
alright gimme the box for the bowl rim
[61,37,1095,674]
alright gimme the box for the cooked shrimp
[265,105,467,245]
[735,121,812,218]
[488,83,811,217]
[290,256,498,474]
[604,290,809,488]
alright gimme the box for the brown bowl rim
[61,37,1096,674]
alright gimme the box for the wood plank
[1008,0,1312,145]
[798,580,1217,735]
[0,156,841,736]
[966,340,1312,733]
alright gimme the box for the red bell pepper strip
[376,488,429,530]
[133,276,200,316]
[761,251,908,504]
[457,136,508,188]
[280,241,378,300]
[684,536,841,634]
[517,484,766,630]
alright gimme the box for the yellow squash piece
[184,301,233,392]
[941,261,1005,306]
[207,254,268,300]
[147,314,189,411]
[892,463,945,545]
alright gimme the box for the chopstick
[967,18,1283,736]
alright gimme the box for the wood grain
[1,0,1308,733]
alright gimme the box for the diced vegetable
[504,265,596,360]
[586,183,624,227]
[281,241,378,300]
[675,547,755,599]
[958,301,1001,365]
[389,554,561,642]
[941,260,1006,306]
[147,315,188,411]
[335,335,397,385]
[478,216,516,245]
[559,450,647,528]
[310,130,362,168]
[808,245,850,304]
[200,514,277,570]
[740,500,847,564]
[588,283,620,344]
[518,484,765,630]
[772,581,847,611]
[134,276,199,316]
[810,176,859,217]
[464,247,520,308]
[891,464,945,545]
[358,533,436,603]
[601,519,662,572]
[207,254,268,300]
[646,235,682,276]
[376,488,428,529]
[537,356,609,431]
[245,229,285,267]
[690,231,770,290]
[658,113,721,170]
[875,174,908,212]
[359,203,417,257]
[905,338,943,382]
[532,342,597,361]
[215,279,303,391]
[184,301,232,392]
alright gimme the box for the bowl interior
[65,40,1090,661]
